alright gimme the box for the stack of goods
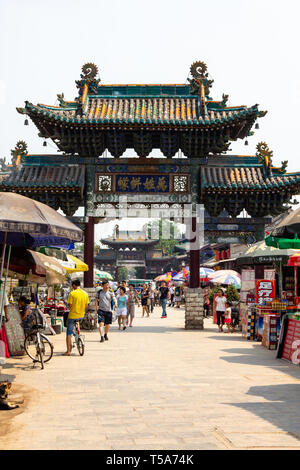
[262,315,280,350]
[241,304,249,338]
[247,306,256,341]
[272,300,287,315]
[256,304,272,315]
[255,314,264,342]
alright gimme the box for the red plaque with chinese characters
[255,280,276,305]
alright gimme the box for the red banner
[255,279,276,305]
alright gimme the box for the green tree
[75,243,100,254]
[147,219,181,256]
[209,284,240,303]
[135,267,145,279]
[118,267,129,282]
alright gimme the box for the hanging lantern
[244,140,248,146]
[24,119,29,126]
[43,141,47,147]
[255,123,259,129]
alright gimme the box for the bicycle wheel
[77,337,85,356]
[24,332,40,362]
[39,334,54,363]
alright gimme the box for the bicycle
[72,321,85,356]
[24,324,54,370]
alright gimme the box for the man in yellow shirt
[64,280,89,356]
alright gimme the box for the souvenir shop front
[236,242,300,365]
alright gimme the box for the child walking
[224,302,235,333]
[116,286,128,331]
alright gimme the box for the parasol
[154,272,172,282]
[287,251,300,267]
[0,192,82,247]
[5,250,66,285]
[208,270,241,288]
[58,254,89,273]
[95,270,113,280]
[172,267,213,281]
[0,193,82,329]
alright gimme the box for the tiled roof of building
[1,165,85,189]
[201,157,300,191]
[23,99,260,128]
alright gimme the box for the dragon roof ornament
[10,140,28,167]
[76,63,101,97]
[256,141,288,175]
[187,60,214,100]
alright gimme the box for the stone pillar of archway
[189,216,200,289]
[84,217,95,288]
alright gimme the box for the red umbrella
[288,252,300,267]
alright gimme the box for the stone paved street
[1,306,300,450]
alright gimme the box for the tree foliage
[118,267,129,282]
[209,284,240,303]
[147,219,182,256]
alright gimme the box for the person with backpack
[174,284,182,308]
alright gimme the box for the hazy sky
[1,0,300,242]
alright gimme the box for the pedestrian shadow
[208,333,246,342]
[225,383,300,440]
[107,325,188,334]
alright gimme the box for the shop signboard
[264,269,276,280]
[255,280,276,305]
[242,269,255,291]
[282,319,300,364]
[4,304,25,356]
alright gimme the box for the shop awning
[236,241,298,265]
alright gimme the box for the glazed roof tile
[24,99,259,128]
[201,166,300,191]
[2,165,85,189]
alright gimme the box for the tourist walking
[159,281,170,318]
[215,289,226,332]
[154,286,160,306]
[116,286,128,330]
[127,284,140,327]
[174,284,182,308]
[65,280,89,355]
[168,285,174,307]
[148,283,155,313]
[141,284,150,317]
[224,301,235,333]
[96,280,116,343]
[203,288,210,317]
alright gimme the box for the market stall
[0,192,83,358]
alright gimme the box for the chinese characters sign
[116,175,169,193]
[96,173,190,194]
[255,280,276,305]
